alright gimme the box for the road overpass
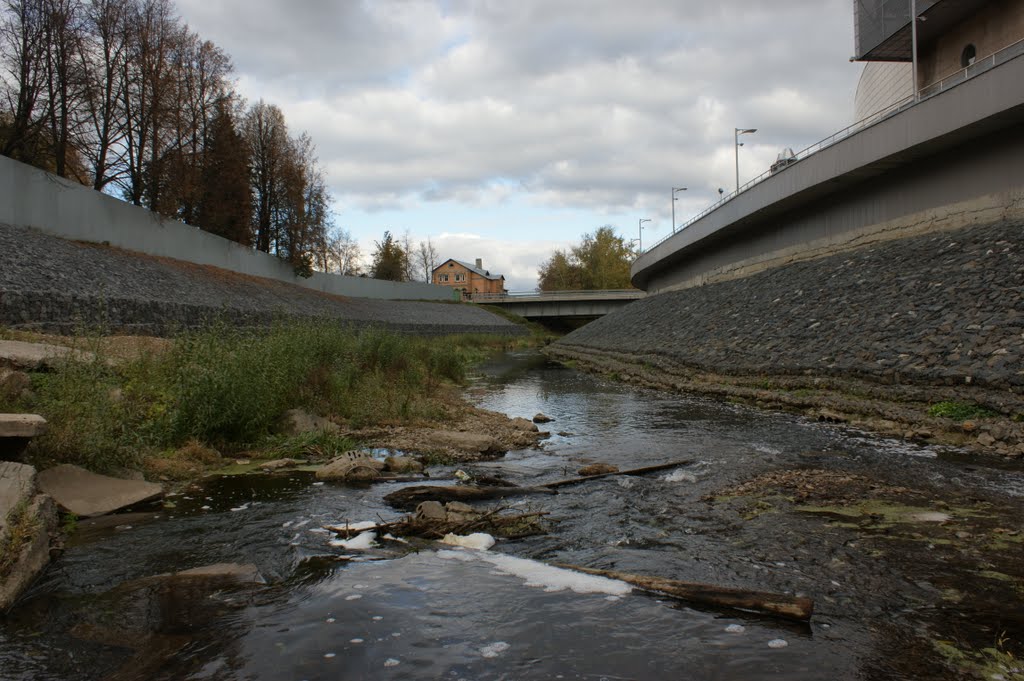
[471,290,645,322]
[632,39,1024,294]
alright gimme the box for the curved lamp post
[734,127,757,191]
[671,187,687,233]
[638,218,651,252]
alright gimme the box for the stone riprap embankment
[548,220,1024,455]
[0,224,523,336]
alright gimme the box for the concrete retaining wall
[0,154,452,302]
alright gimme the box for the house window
[961,44,976,67]
[440,274,449,282]
[455,273,465,282]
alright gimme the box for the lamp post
[734,127,757,191]
[671,187,687,233]
[638,218,651,252]
[910,0,919,101]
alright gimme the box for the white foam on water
[480,553,633,596]
[725,624,746,633]
[480,641,510,658]
[768,639,789,649]
[663,470,697,483]
[384,658,400,667]
[328,531,377,550]
[440,533,495,550]
[345,594,362,601]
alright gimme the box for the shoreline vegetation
[0,320,550,481]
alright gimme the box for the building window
[440,274,449,282]
[961,44,976,68]
[455,273,465,282]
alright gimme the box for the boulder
[578,463,619,476]
[415,500,446,521]
[0,370,32,401]
[315,451,385,481]
[37,464,163,517]
[418,430,504,455]
[509,417,539,433]
[532,413,553,424]
[281,409,339,436]
[384,455,423,474]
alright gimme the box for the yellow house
[432,258,506,298]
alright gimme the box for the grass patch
[11,322,506,474]
[927,401,998,420]
[0,500,39,578]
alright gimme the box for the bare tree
[1,0,49,165]
[416,237,438,283]
[400,229,416,282]
[81,0,131,190]
[323,226,361,276]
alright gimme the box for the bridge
[470,289,645,322]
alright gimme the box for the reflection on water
[1,351,1021,680]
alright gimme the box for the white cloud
[175,0,863,276]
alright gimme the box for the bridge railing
[470,289,645,303]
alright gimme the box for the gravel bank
[0,224,524,336]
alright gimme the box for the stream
[1,351,1022,680]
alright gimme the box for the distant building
[432,258,506,298]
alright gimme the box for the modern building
[432,258,506,299]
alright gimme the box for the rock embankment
[0,223,524,337]
[548,219,1024,455]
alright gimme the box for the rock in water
[37,464,162,517]
[316,451,385,481]
[384,456,423,474]
[532,413,553,424]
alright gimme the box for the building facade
[431,258,506,298]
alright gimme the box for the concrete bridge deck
[471,290,646,320]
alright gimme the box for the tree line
[0,0,351,276]
[536,225,637,291]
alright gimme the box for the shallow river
[2,352,1022,680]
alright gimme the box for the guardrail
[471,289,645,303]
[644,37,1024,255]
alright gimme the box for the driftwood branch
[557,564,813,622]
[541,459,693,489]
[383,485,555,510]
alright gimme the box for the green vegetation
[927,401,998,420]
[934,635,1024,681]
[2,322,518,473]
[0,500,39,578]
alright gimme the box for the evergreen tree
[371,230,407,282]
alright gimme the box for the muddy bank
[548,219,1024,458]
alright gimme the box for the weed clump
[927,401,998,421]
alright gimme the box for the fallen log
[326,509,551,540]
[556,564,814,622]
[541,459,692,489]
[383,485,555,510]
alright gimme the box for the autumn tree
[371,230,407,282]
[537,226,636,291]
[197,97,250,244]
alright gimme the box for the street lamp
[671,187,687,233]
[638,218,651,251]
[735,127,757,192]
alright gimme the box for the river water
[2,351,1022,680]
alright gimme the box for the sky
[175,0,864,290]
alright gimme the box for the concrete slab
[0,414,47,438]
[0,340,95,370]
[37,464,162,518]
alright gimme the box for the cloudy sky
[176,0,864,290]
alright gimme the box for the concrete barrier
[0,154,453,302]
